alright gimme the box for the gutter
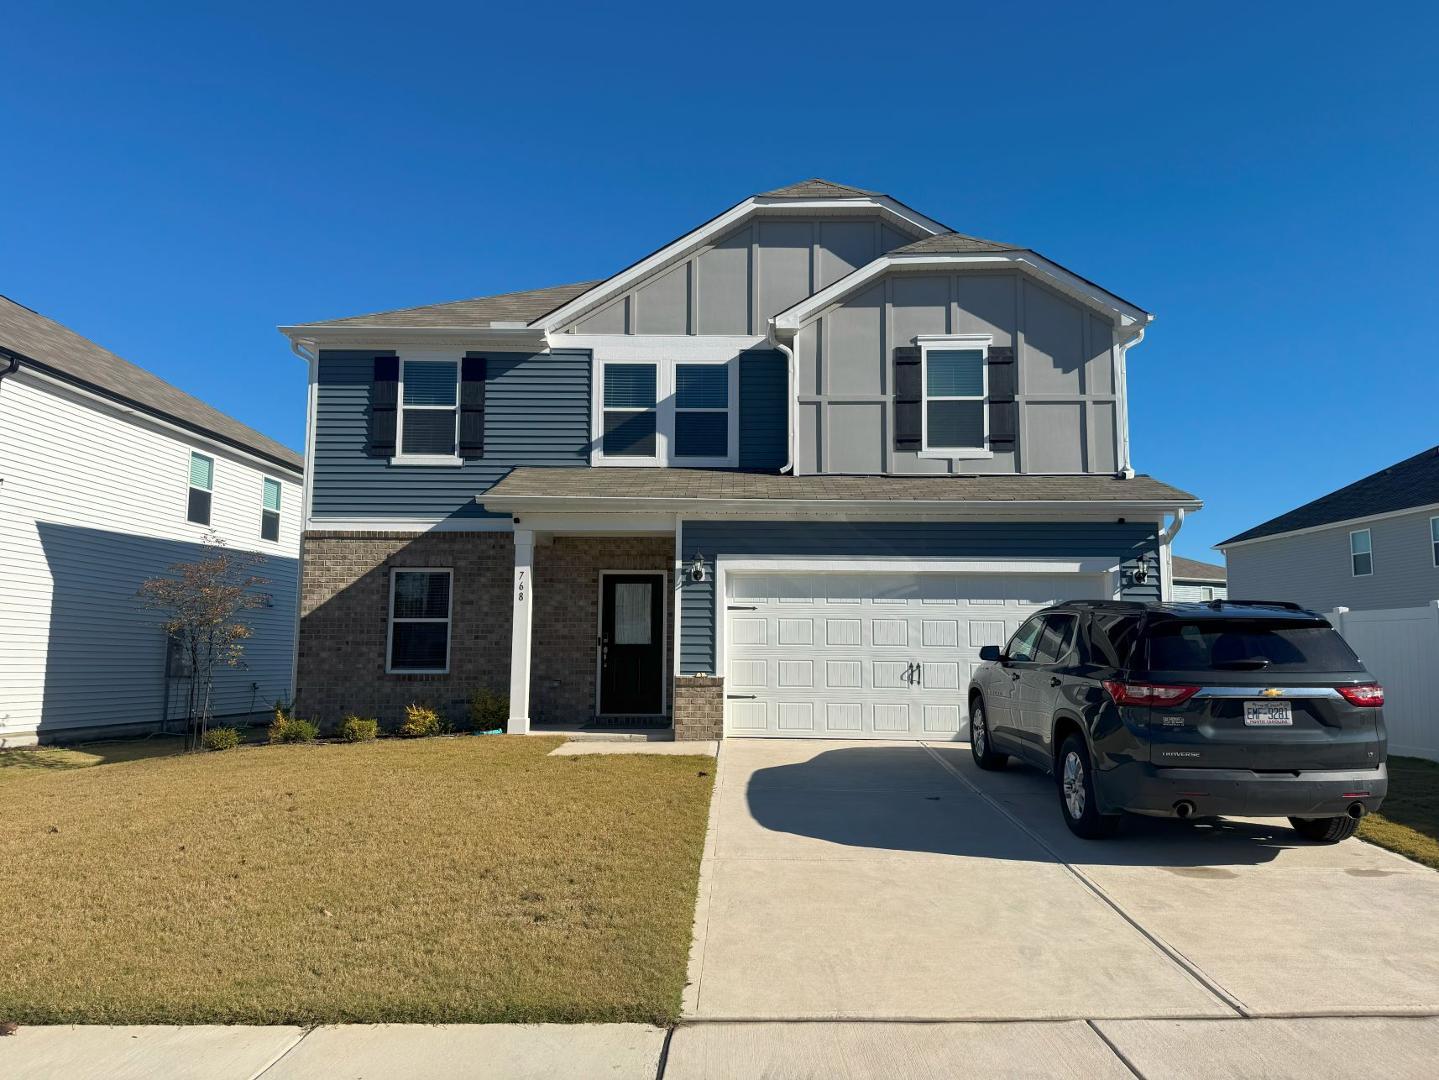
[480,494,1203,517]
[0,348,20,391]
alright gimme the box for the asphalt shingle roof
[1219,446,1439,546]
[889,231,1021,255]
[484,468,1198,506]
[1172,556,1226,582]
[758,178,883,199]
[0,294,302,471]
[294,281,600,330]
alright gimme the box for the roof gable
[1172,556,1226,581]
[1,294,302,471]
[1219,445,1439,546]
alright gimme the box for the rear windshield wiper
[1212,658,1272,669]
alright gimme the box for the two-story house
[281,180,1198,742]
[0,294,302,746]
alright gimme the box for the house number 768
[516,569,527,603]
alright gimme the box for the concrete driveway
[684,739,1439,1021]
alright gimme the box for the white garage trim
[713,556,1121,676]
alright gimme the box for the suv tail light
[1103,680,1200,706]
[1337,683,1384,707]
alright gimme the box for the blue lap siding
[738,351,788,471]
[677,519,1161,674]
[312,350,591,520]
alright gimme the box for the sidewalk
[4,1016,1438,1079]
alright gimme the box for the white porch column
[507,528,535,734]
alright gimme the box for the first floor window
[602,363,658,457]
[388,569,452,673]
[1350,529,1373,576]
[923,346,987,451]
[400,359,459,456]
[260,478,281,542]
[187,452,213,525]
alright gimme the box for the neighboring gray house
[0,295,302,746]
[1171,556,1226,602]
[1219,445,1439,613]
[281,179,1200,742]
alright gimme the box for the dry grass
[0,735,189,773]
[0,736,713,1025]
[1360,755,1439,871]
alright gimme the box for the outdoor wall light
[1131,564,1150,586]
[688,553,707,583]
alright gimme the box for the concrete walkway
[6,1017,1439,1078]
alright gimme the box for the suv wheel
[969,698,1007,770]
[1288,815,1361,843]
[1057,734,1122,839]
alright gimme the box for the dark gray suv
[968,600,1387,841]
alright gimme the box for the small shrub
[339,716,379,743]
[397,702,444,738]
[201,726,241,751]
[269,713,319,744]
[467,688,509,733]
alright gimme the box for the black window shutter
[369,356,399,457]
[893,346,922,451]
[987,345,1017,447]
[459,355,487,458]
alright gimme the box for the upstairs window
[1350,529,1373,577]
[399,360,459,459]
[923,347,987,452]
[388,568,452,674]
[1431,517,1439,567]
[602,363,658,458]
[674,364,729,458]
[187,452,213,525]
[260,478,281,542]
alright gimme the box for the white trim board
[535,196,945,332]
[1217,501,1439,552]
[305,517,513,533]
[770,252,1152,336]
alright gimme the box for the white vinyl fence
[1329,602,1439,763]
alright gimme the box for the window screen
[187,452,213,525]
[924,348,986,451]
[602,364,658,456]
[400,361,458,456]
[389,570,452,672]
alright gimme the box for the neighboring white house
[0,294,302,746]
[1171,556,1227,602]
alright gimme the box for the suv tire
[969,698,1008,770]
[1288,815,1361,843]
[1057,733,1122,839]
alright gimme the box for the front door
[599,573,664,715]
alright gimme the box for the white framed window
[260,478,281,542]
[387,568,452,674]
[591,347,740,467]
[395,357,461,465]
[1350,528,1373,577]
[918,334,992,458]
[187,452,213,525]
[1430,517,1439,568]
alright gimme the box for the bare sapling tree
[138,532,270,749]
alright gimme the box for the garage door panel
[725,570,1107,740]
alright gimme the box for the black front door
[599,574,664,715]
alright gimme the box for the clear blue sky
[6,2,1436,561]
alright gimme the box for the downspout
[1115,325,1144,479]
[0,349,20,391]
[287,336,317,713]
[766,319,796,474]
[1156,506,1185,601]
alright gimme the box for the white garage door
[724,570,1109,740]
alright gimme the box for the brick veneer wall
[296,531,676,730]
[532,536,673,722]
[296,531,512,728]
[673,675,724,741]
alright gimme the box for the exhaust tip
[1174,800,1196,819]
[1348,802,1367,820]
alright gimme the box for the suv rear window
[1143,618,1364,673]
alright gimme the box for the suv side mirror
[979,645,1004,662]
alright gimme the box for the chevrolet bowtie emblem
[1262,688,1284,697]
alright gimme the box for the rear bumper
[1098,760,1388,818]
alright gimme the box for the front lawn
[1360,755,1439,871]
[0,736,713,1025]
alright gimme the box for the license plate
[1244,700,1293,726]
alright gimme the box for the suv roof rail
[1202,599,1307,612]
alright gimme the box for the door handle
[915,662,923,685]
[1049,676,1062,687]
